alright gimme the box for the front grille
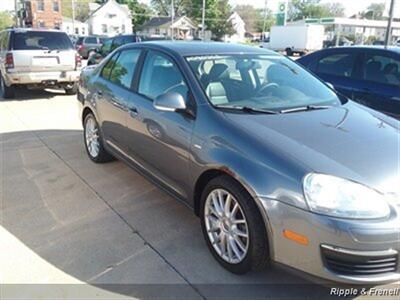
[321,245,398,276]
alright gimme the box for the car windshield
[13,31,74,50]
[186,54,342,112]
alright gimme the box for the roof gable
[89,0,130,19]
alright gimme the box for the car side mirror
[154,92,187,112]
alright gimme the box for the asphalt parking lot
[1,88,398,299]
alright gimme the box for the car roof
[9,27,65,33]
[318,46,400,54]
[136,41,275,56]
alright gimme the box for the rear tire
[200,175,269,274]
[83,113,114,163]
[65,83,78,95]
[285,48,293,56]
[0,73,15,99]
[87,50,95,59]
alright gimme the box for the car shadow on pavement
[1,87,67,101]
[1,129,362,299]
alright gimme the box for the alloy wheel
[204,189,249,264]
[85,116,100,158]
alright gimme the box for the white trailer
[261,25,324,56]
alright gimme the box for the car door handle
[129,107,139,118]
[110,97,126,110]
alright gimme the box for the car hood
[224,102,400,195]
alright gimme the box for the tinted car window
[316,53,356,77]
[75,37,84,45]
[139,51,188,100]
[85,37,97,44]
[109,49,141,89]
[100,38,112,55]
[13,31,73,50]
[362,54,400,86]
[111,36,124,50]
[101,52,119,79]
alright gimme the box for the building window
[102,24,108,34]
[54,21,60,29]
[38,21,45,28]
[81,27,85,35]
[37,0,45,11]
[155,28,160,35]
[75,27,79,34]
[53,1,59,12]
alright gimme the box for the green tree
[0,12,13,30]
[288,0,344,21]
[185,0,233,40]
[61,0,90,22]
[362,3,385,20]
[234,5,274,33]
[117,0,153,29]
[150,0,189,16]
[322,2,345,18]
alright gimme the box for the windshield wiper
[216,105,279,115]
[280,105,332,114]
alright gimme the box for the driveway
[0,88,398,299]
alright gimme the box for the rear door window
[12,31,73,50]
[316,52,357,78]
[85,37,97,44]
[361,54,400,86]
[109,49,141,89]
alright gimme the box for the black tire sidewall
[200,176,268,274]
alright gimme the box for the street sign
[276,1,287,26]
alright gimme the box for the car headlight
[303,173,390,219]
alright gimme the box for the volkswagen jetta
[78,42,400,284]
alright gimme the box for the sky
[0,0,398,17]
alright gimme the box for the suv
[75,36,104,59]
[87,34,141,65]
[0,28,81,99]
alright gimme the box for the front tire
[200,175,269,274]
[83,113,113,163]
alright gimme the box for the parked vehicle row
[78,41,400,285]
[298,46,400,118]
[86,35,170,66]
[0,28,81,98]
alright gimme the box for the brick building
[24,0,62,29]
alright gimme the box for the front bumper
[5,70,80,85]
[259,198,400,284]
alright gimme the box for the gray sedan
[78,42,400,284]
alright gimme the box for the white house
[62,17,89,36]
[87,0,132,37]
[224,12,246,43]
[139,16,198,40]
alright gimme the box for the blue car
[297,47,400,118]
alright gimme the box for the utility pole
[14,0,19,27]
[201,0,206,41]
[171,0,175,40]
[72,0,76,35]
[262,0,268,39]
[384,0,396,47]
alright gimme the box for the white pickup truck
[261,25,324,56]
[0,28,81,98]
